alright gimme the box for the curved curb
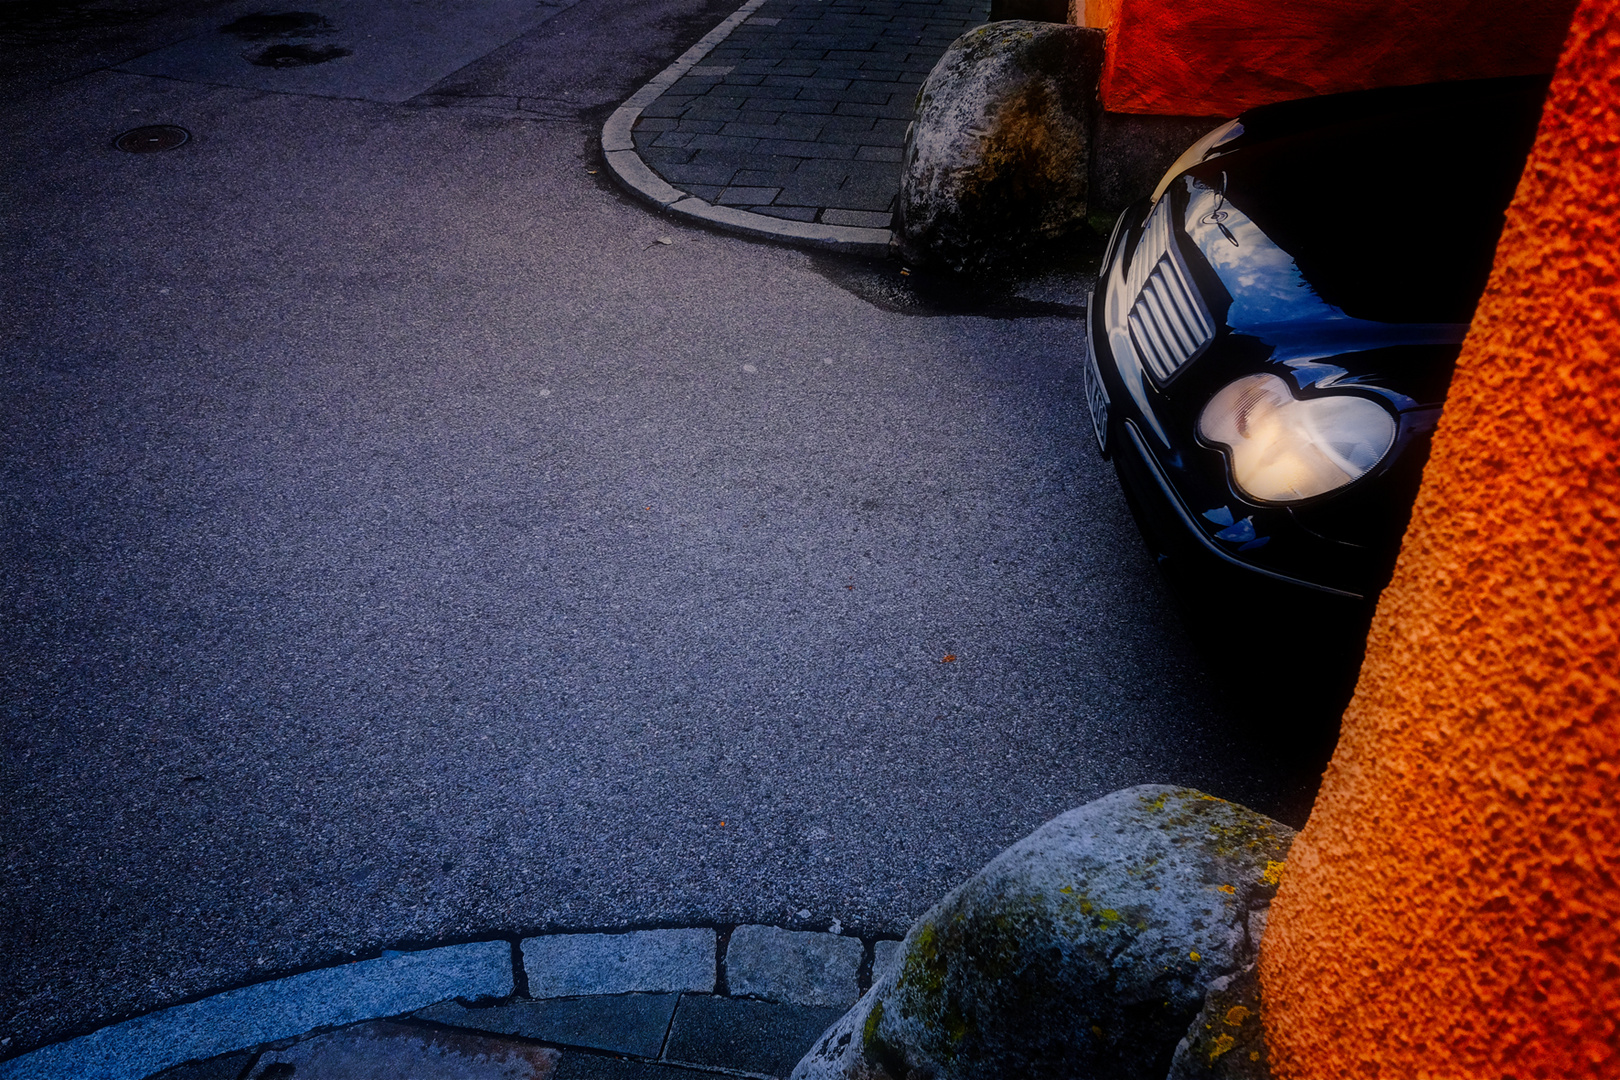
[601,0,895,258]
[0,925,896,1080]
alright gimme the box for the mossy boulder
[895,21,1105,274]
[1166,963,1275,1080]
[789,786,1293,1080]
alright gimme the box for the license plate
[1083,306,1110,452]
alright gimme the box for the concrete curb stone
[0,942,513,1080]
[521,930,716,998]
[0,928,885,1080]
[724,927,862,1009]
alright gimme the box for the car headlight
[1198,373,1397,503]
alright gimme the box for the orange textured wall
[1099,0,1578,116]
[1259,1,1620,1076]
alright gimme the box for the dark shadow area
[809,220,1107,319]
[1109,458,1358,828]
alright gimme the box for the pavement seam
[600,0,895,256]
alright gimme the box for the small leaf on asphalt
[941,654,956,662]
[656,237,673,245]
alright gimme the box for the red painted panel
[1099,0,1579,116]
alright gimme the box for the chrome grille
[1124,199,1214,383]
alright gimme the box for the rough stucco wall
[1258,1,1620,1076]
[1099,0,1578,116]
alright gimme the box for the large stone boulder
[895,21,1105,274]
[789,786,1293,1080]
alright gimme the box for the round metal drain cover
[114,125,190,153]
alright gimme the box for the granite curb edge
[0,925,900,1080]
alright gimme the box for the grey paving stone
[245,1021,559,1079]
[682,133,760,152]
[642,147,696,168]
[767,98,839,115]
[717,187,783,205]
[664,998,845,1078]
[749,206,819,222]
[872,939,904,981]
[721,121,824,139]
[651,162,738,186]
[755,139,857,160]
[634,118,680,133]
[821,209,893,229]
[855,144,903,162]
[520,931,715,999]
[416,995,678,1058]
[683,185,725,202]
[724,927,862,1009]
[772,185,847,208]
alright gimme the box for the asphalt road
[1,0,1331,1058]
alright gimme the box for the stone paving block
[724,927,862,1009]
[721,121,824,139]
[717,186,784,205]
[653,162,739,186]
[521,931,715,998]
[768,98,839,115]
[245,1021,558,1079]
[750,206,819,221]
[825,189,898,213]
[872,939,904,981]
[643,147,696,168]
[772,184,848,208]
[664,997,846,1078]
[855,145,903,163]
[731,168,799,186]
[821,209,893,229]
[417,995,678,1058]
[756,139,857,159]
[826,100,893,119]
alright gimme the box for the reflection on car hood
[1179,175,1467,406]
[1184,76,1548,326]
[1165,76,1549,407]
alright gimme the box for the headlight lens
[1198,373,1397,502]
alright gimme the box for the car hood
[1162,76,1548,406]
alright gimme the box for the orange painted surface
[1099,0,1578,116]
[1258,1,1620,1076]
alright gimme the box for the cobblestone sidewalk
[605,0,988,250]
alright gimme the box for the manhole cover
[114,125,190,153]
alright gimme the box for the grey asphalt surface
[1,0,1327,1060]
